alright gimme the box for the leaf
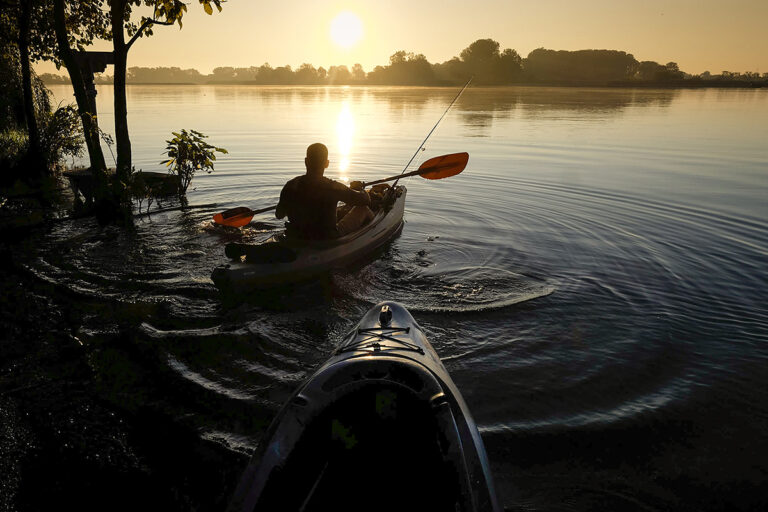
[203,2,213,15]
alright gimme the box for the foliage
[0,49,26,132]
[38,72,70,84]
[161,129,227,196]
[457,39,522,84]
[116,0,224,51]
[38,105,84,167]
[0,129,28,177]
[128,169,156,213]
[524,48,637,82]
[0,37,79,175]
[368,52,435,85]
[41,37,766,87]
[2,0,111,69]
[0,47,50,132]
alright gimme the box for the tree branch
[125,17,174,51]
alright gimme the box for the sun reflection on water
[336,101,354,180]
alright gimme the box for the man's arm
[337,181,371,207]
[275,183,291,219]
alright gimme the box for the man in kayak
[276,143,374,240]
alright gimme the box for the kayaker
[276,143,373,240]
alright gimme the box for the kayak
[211,186,406,291]
[227,301,502,512]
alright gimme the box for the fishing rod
[392,76,472,188]
[213,78,473,227]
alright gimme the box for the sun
[330,11,363,49]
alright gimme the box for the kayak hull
[211,186,406,291]
[228,301,501,512]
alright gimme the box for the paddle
[212,205,277,228]
[364,152,468,186]
[212,152,469,227]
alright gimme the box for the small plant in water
[129,168,151,213]
[161,129,227,197]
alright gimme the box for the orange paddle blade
[417,152,469,179]
[213,207,254,227]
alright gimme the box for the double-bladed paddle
[212,152,469,228]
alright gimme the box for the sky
[37,0,768,75]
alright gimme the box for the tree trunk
[18,0,44,178]
[52,0,107,174]
[111,0,131,183]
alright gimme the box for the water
[11,85,768,509]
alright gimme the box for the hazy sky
[38,0,768,75]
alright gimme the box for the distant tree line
[40,38,768,87]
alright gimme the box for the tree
[255,63,273,83]
[1,1,72,179]
[367,51,435,85]
[525,48,638,82]
[653,61,685,81]
[52,0,109,174]
[39,72,70,84]
[454,39,523,84]
[327,65,351,84]
[107,0,224,183]
[272,65,294,83]
[1,0,109,179]
[211,66,236,82]
[433,56,466,84]
[17,1,43,172]
[636,60,663,80]
[499,48,523,82]
[351,63,365,82]
[460,39,500,83]
[296,63,321,84]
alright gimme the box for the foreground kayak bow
[228,301,501,512]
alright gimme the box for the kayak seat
[253,382,462,511]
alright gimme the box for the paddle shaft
[213,152,467,226]
[250,204,277,215]
[246,170,429,216]
[363,167,434,187]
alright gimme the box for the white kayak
[227,301,502,511]
[211,186,406,291]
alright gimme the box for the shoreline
[44,80,767,89]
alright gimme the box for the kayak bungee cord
[392,76,473,189]
[337,326,425,355]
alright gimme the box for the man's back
[277,175,367,239]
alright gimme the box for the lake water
[29,84,768,509]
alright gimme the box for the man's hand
[350,180,365,191]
